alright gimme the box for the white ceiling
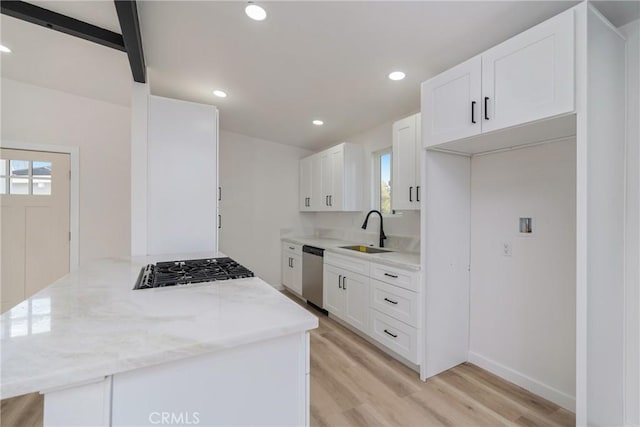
[2,1,638,150]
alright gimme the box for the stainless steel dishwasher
[302,245,325,310]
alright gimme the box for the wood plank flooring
[283,291,575,427]
[0,292,575,427]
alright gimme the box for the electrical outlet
[502,242,512,257]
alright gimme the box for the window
[373,148,393,215]
[0,159,52,195]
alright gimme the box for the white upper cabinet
[299,156,313,211]
[481,9,574,132]
[422,57,482,147]
[299,143,363,212]
[422,8,575,149]
[392,113,422,210]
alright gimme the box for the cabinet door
[281,252,293,289]
[299,157,312,211]
[323,265,345,316]
[392,114,418,211]
[343,271,369,333]
[290,253,302,295]
[415,113,422,205]
[329,147,344,211]
[481,9,574,132]
[319,151,332,211]
[310,154,322,211]
[421,56,481,147]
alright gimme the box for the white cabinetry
[422,8,574,148]
[324,259,369,333]
[299,156,313,211]
[281,243,302,295]
[299,143,363,212]
[420,4,627,421]
[422,57,482,146]
[324,252,420,364]
[481,10,574,132]
[143,95,219,255]
[368,261,420,364]
[392,113,422,210]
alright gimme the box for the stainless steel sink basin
[340,245,393,254]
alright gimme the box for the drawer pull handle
[338,275,342,289]
[384,329,398,338]
[384,298,398,305]
[289,246,295,250]
[384,273,398,278]
[342,276,347,290]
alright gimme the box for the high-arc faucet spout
[361,210,387,248]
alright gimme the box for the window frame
[372,147,395,217]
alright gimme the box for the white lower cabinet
[370,279,418,327]
[370,310,418,363]
[324,253,420,366]
[324,264,369,333]
[281,243,302,295]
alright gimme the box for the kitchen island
[0,253,318,426]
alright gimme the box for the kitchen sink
[340,245,393,254]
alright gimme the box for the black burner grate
[133,257,254,290]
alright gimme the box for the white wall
[1,78,131,266]
[621,19,640,427]
[218,130,313,288]
[469,139,576,410]
[313,117,421,239]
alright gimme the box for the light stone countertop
[281,236,421,271]
[0,252,318,399]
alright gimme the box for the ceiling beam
[0,1,126,52]
[114,1,146,83]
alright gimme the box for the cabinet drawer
[370,262,418,292]
[282,242,302,256]
[370,279,418,327]
[370,310,418,364]
[324,252,370,276]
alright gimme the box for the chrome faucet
[361,210,387,248]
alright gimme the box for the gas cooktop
[133,257,254,290]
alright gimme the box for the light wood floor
[285,291,575,427]
[0,292,575,427]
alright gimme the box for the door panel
[422,56,482,147]
[481,9,574,132]
[329,147,344,210]
[1,149,70,313]
[392,114,417,210]
[323,265,344,316]
[299,157,312,211]
[343,271,369,333]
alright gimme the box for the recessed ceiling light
[388,71,406,81]
[0,45,12,53]
[312,120,324,126]
[245,3,267,21]
[213,89,227,98]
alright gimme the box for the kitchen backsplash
[281,226,420,253]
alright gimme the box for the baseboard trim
[467,351,576,412]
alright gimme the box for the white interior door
[1,148,70,313]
